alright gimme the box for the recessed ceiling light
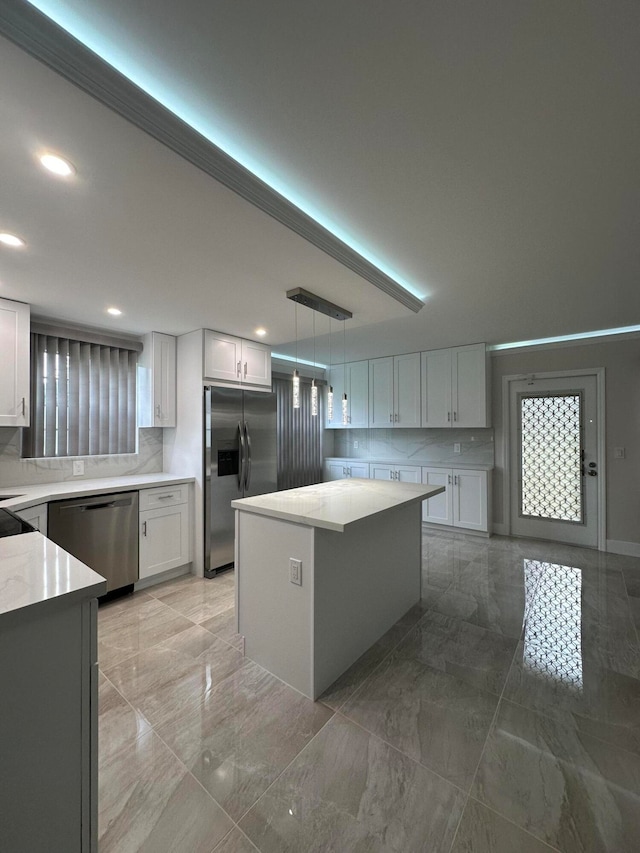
[107,307,122,316]
[255,327,267,337]
[39,153,76,177]
[0,232,25,248]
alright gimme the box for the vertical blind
[275,376,324,490]
[23,333,137,458]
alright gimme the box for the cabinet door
[325,367,345,428]
[348,461,370,479]
[452,469,487,531]
[204,331,243,383]
[451,343,488,427]
[241,339,272,388]
[368,357,394,428]
[347,361,369,427]
[370,462,395,481]
[421,348,452,428]
[324,460,349,480]
[139,503,190,578]
[394,353,421,427]
[153,333,176,426]
[422,468,452,524]
[396,465,421,483]
[0,298,30,427]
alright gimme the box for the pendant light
[326,317,334,422]
[311,311,318,416]
[292,302,300,409]
[342,319,348,425]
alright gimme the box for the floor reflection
[523,561,583,691]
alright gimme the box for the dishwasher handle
[57,495,136,512]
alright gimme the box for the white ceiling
[2,1,639,362]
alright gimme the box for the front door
[509,375,599,547]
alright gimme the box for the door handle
[447,411,451,422]
[244,423,252,491]
[237,423,245,489]
[237,361,242,378]
[142,521,147,536]
[244,362,248,378]
[453,411,457,422]
[390,414,393,423]
[21,397,26,417]
[587,470,598,476]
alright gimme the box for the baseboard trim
[421,522,490,539]
[606,539,640,558]
[135,563,192,591]
[492,522,509,536]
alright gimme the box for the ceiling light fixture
[326,318,334,423]
[255,327,267,337]
[107,307,122,316]
[342,320,348,426]
[0,232,26,248]
[292,303,300,410]
[39,152,76,177]
[311,312,318,417]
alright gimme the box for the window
[22,333,138,458]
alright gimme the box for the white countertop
[0,531,106,619]
[232,478,445,532]
[324,457,494,471]
[0,473,195,512]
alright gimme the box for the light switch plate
[72,460,84,476]
[453,443,461,454]
[289,558,302,585]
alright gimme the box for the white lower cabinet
[422,467,488,532]
[14,503,48,536]
[369,463,421,483]
[323,459,370,481]
[139,486,191,580]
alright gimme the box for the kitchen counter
[323,456,494,471]
[232,478,442,532]
[0,530,106,621]
[234,479,443,699]
[0,473,195,512]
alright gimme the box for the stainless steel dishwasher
[48,491,139,595]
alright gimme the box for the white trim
[606,540,640,558]
[502,368,606,551]
[489,326,640,354]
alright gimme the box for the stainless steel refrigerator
[204,385,277,576]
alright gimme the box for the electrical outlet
[453,443,461,454]
[614,447,625,459]
[72,460,84,476]
[289,558,302,585]
[354,440,359,449]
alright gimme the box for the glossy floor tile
[472,699,640,853]
[239,714,466,853]
[97,533,640,852]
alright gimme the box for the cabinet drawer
[139,484,189,511]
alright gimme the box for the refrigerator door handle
[244,422,252,492]
[237,422,246,489]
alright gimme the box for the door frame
[501,368,606,550]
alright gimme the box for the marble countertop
[0,473,195,512]
[232,478,444,532]
[0,531,106,620]
[324,457,494,471]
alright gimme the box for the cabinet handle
[389,414,393,423]
[142,521,147,536]
[348,467,352,477]
[454,475,458,486]
[244,362,248,377]
[389,470,393,480]
[158,493,175,500]
[237,361,242,377]
[343,467,347,476]
[448,474,452,485]
[394,413,398,422]
[21,397,26,416]
[156,404,161,418]
[447,411,451,422]
[453,411,457,422]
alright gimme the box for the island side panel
[313,502,422,699]
[235,510,314,697]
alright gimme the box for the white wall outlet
[354,440,359,449]
[614,447,626,459]
[289,558,302,585]
[453,443,461,454]
[72,460,84,476]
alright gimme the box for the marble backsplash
[331,428,494,466]
[0,427,163,487]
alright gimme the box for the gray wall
[0,427,163,487]
[491,337,640,546]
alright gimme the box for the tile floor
[98,531,640,852]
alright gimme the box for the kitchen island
[232,478,444,700]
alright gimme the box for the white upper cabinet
[204,330,271,389]
[138,332,176,427]
[0,298,30,427]
[369,353,420,428]
[325,361,368,428]
[421,343,490,428]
